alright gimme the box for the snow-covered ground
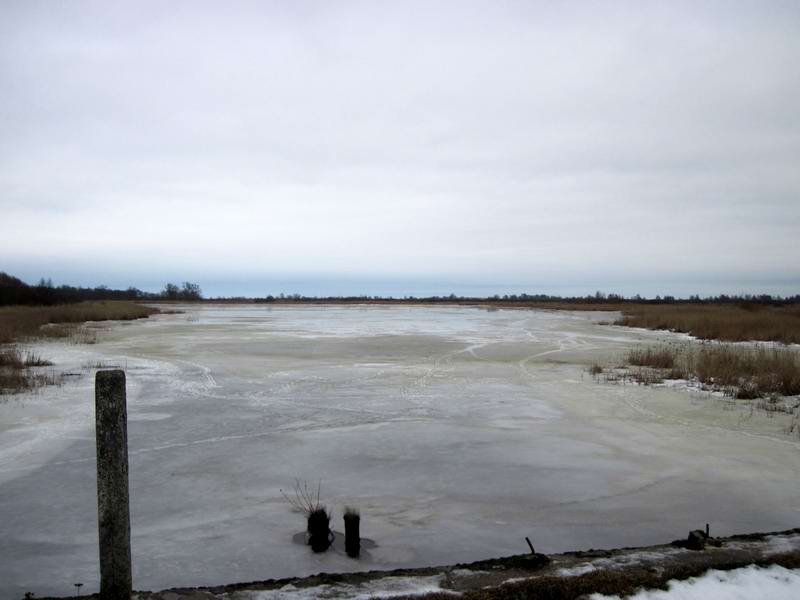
[591,565,800,600]
[234,574,455,600]
[1,305,799,599]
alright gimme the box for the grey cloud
[1,1,798,295]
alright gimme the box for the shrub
[281,480,334,552]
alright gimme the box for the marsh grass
[0,301,157,394]
[0,301,158,344]
[0,348,53,369]
[627,347,678,370]
[693,345,800,398]
[603,343,800,401]
[0,347,62,395]
[614,304,800,344]
[82,360,121,370]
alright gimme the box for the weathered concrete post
[95,370,132,599]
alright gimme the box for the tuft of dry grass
[693,344,800,398]
[0,347,24,369]
[627,346,678,369]
[0,347,61,395]
[23,351,53,367]
[615,304,800,344]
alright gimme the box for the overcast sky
[1,1,798,297]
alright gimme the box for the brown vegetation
[600,343,800,400]
[627,346,677,369]
[0,347,61,394]
[0,301,158,344]
[0,301,158,395]
[614,303,800,344]
[693,344,800,399]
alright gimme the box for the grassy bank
[613,303,800,344]
[0,301,158,394]
[0,301,159,344]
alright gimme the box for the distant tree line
[215,290,800,305]
[0,272,202,306]
[2,271,797,307]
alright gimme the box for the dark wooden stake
[525,537,535,554]
[344,512,361,558]
[95,370,132,600]
[706,523,710,537]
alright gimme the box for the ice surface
[1,305,799,598]
[589,565,800,600]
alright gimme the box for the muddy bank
[33,528,800,600]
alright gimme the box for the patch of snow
[594,549,687,570]
[590,565,800,600]
[558,548,687,577]
[498,576,532,585]
[240,574,458,599]
[449,569,488,578]
[766,533,800,555]
[556,563,597,576]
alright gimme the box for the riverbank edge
[35,528,800,600]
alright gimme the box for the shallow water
[1,305,798,598]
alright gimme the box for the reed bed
[601,343,800,399]
[0,301,158,394]
[614,304,800,344]
[0,301,158,344]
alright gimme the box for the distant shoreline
[153,298,800,345]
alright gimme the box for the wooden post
[344,512,361,558]
[525,537,535,554]
[95,370,132,599]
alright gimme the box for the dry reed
[616,343,800,399]
[614,304,800,344]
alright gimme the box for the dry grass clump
[0,348,53,369]
[0,369,63,395]
[0,347,60,395]
[693,345,800,398]
[615,304,800,344]
[604,343,800,400]
[627,346,678,369]
[281,479,334,553]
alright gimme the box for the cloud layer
[2,1,798,295]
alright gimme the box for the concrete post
[95,370,132,599]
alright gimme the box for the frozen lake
[1,305,798,598]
